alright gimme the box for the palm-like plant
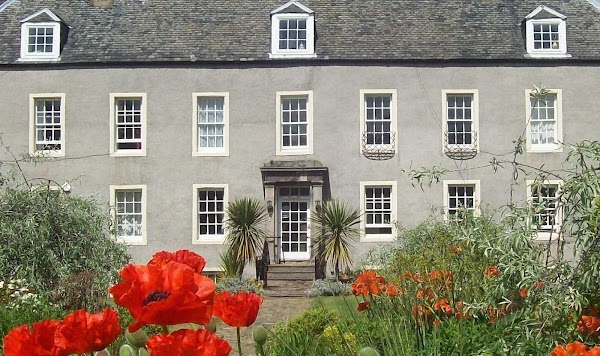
[312,199,362,280]
[224,197,268,277]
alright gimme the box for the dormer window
[19,8,65,61]
[270,1,316,59]
[524,6,570,58]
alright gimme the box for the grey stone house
[1,0,599,277]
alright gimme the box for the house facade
[1,0,599,273]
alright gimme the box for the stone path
[217,282,313,355]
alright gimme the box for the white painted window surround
[525,89,563,153]
[442,90,479,153]
[524,6,570,58]
[360,181,397,242]
[192,184,229,244]
[19,9,64,61]
[276,91,313,155]
[110,185,147,245]
[359,89,398,155]
[442,180,481,221]
[527,180,563,240]
[29,93,65,157]
[110,93,147,157]
[192,93,229,157]
[269,1,316,58]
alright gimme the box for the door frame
[277,188,311,261]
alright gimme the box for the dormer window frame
[524,6,570,59]
[269,1,317,59]
[19,8,64,62]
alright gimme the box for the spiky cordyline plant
[312,199,362,280]
[225,197,268,277]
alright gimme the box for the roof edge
[271,0,314,15]
[0,0,17,12]
[587,0,600,9]
[525,5,567,19]
[20,8,63,22]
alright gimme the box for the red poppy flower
[450,245,462,254]
[149,250,206,274]
[3,320,68,356]
[146,329,232,356]
[484,265,500,278]
[55,308,121,354]
[109,261,215,332]
[357,301,370,312]
[533,281,545,289]
[432,318,441,326]
[519,287,529,299]
[212,291,263,327]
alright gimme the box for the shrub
[306,279,352,297]
[0,187,130,309]
[216,277,263,295]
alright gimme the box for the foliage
[265,307,341,355]
[224,197,269,277]
[216,277,263,295]
[0,187,130,310]
[219,249,243,278]
[311,199,361,279]
[306,279,352,298]
[0,279,64,337]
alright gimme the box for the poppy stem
[237,327,242,355]
[162,325,169,334]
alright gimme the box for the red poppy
[212,291,263,327]
[450,245,462,254]
[146,329,232,356]
[55,308,122,354]
[484,265,500,278]
[357,301,370,312]
[149,250,206,274]
[432,318,441,326]
[588,347,600,356]
[533,281,545,289]
[519,287,529,299]
[109,261,215,332]
[3,320,68,356]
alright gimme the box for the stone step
[267,263,314,281]
[267,272,314,281]
[268,265,314,273]
[263,280,313,297]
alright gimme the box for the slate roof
[1,0,600,64]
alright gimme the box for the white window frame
[359,89,398,155]
[110,184,147,245]
[276,91,313,156]
[110,93,147,157]
[525,89,563,153]
[360,181,397,242]
[524,6,569,58]
[192,184,229,244]
[442,180,481,221]
[269,12,316,59]
[526,179,563,240]
[192,93,229,157]
[19,22,61,61]
[29,93,65,157]
[442,90,479,153]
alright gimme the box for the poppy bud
[125,328,148,348]
[358,346,380,356]
[253,325,268,346]
[119,344,135,356]
[206,317,217,333]
[138,347,150,356]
